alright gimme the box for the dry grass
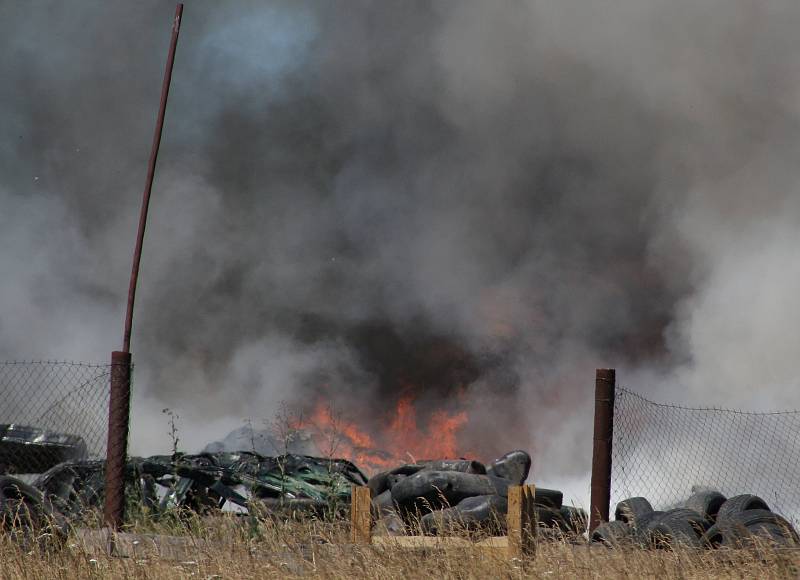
[1,512,799,579]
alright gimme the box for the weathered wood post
[589,368,616,532]
[507,484,537,558]
[351,485,373,544]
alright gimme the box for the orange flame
[290,394,470,474]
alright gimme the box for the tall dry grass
[1,510,799,579]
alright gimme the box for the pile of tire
[368,450,586,537]
[0,475,67,549]
[592,491,799,549]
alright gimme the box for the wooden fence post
[351,485,373,544]
[507,484,536,558]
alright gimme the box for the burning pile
[274,322,527,475]
[290,397,470,474]
[0,446,586,545]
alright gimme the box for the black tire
[559,506,587,534]
[615,497,653,524]
[630,510,664,546]
[368,464,426,496]
[367,472,392,497]
[536,506,568,530]
[390,471,507,513]
[746,523,799,546]
[533,488,563,510]
[390,464,427,476]
[485,450,531,485]
[703,509,798,548]
[372,489,395,516]
[0,477,45,527]
[386,474,407,489]
[731,510,797,544]
[702,523,725,548]
[421,460,486,475]
[0,476,68,541]
[720,509,789,530]
[421,495,507,535]
[684,491,727,522]
[649,514,703,549]
[716,494,769,520]
[591,520,633,547]
[660,507,712,533]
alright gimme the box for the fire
[290,394,470,474]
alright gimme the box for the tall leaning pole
[103,3,183,531]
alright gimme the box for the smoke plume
[2,1,800,502]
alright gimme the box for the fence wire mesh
[0,361,111,474]
[611,386,800,522]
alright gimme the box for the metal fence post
[104,351,132,529]
[589,368,615,532]
[123,2,183,354]
[105,3,182,532]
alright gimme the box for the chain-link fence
[611,386,800,522]
[0,361,111,474]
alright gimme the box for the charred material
[33,451,367,521]
[0,424,87,474]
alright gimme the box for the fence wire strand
[611,386,800,521]
[0,361,110,474]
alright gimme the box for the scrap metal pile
[0,446,587,542]
[592,492,800,549]
[0,451,367,536]
[39,452,366,517]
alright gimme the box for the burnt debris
[31,451,366,522]
[0,446,588,542]
[0,424,87,474]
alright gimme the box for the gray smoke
[2,1,800,502]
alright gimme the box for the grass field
[1,512,798,579]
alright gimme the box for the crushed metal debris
[31,452,367,521]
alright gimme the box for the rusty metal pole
[104,351,132,528]
[589,368,615,532]
[123,2,183,354]
[104,3,183,531]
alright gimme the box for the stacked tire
[0,475,68,550]
[369,450,586,538]
[592,491,799,550]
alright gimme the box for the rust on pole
[104,3,183,532]
[104,350,132,529]
[589,368,615,532]
[122,2,183,353]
